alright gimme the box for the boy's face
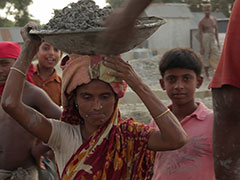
[160,68,203,106]
[37,42,62,69]
[0,58,15,85]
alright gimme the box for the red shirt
[32,65,62,106]
[209,0,240,88]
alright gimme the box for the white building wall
[147,18,191,51]
[143,3,193,53]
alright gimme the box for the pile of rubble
[42,0,112,31]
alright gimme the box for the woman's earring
[75,103,79,110]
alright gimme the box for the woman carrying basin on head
[1,22,187,180]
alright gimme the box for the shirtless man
[0,41,62,179]
[198,4,220,80]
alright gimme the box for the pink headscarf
[60,54,127,124]
[61,54,127,106]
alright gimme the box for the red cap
[0,41,21,59]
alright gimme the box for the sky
[28,0,108,24]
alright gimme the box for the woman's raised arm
[103,56,188,151]
[1,22,52,143]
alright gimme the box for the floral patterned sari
[61,103,155,180]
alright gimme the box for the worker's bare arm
[1,22,52,143]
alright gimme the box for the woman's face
[76,80,116,129]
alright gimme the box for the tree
[0,17,14,27]
[211,0,234,17]
[0,0,33,27]
[154,0,234,17]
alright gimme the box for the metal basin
[30,17,166,55]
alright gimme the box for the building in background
[0,27,23,45]
[144,3,193,54]
[141,3,228,57]
[0,4,229,60]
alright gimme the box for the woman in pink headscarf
[1,23,187,180]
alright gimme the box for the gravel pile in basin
[42,0,112,31]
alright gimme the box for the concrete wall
[191,29,200,52]
[144,3,193,52]
[147,18,191,51]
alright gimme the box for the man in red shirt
[209,1,240,179]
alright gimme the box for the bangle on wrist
[154,109,170,120]
[10,67,26,78]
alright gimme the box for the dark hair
[159,48,203,77]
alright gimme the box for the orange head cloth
[60,54,127,124]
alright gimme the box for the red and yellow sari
[61,105,155,180]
